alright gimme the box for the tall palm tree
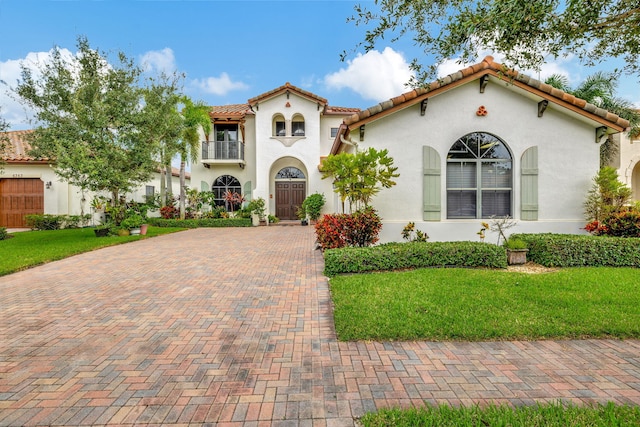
[545,72,640,166]
[179,97,212,219]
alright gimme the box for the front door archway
[275,167,306,220]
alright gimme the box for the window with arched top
[275,167,306,179]
[273,114,286,137]
[212,175,242,210]
[446,132,512,219]
[292,114,305,136]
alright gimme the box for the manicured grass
[0,227,185,276]
[330,267,640,341]
[360,401,640,427]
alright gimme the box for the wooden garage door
[0,178,44,228]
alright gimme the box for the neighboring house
[191,82,359,220]
[331,56,630,242]
[612,119,640,201]
[0,130,188,228]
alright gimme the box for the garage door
[0,178,44,228]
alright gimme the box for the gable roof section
[248,82,328,107]
[209,104,253,122]
[332,56,631,154]
[1,130,50,163]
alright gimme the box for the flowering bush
[584,220,609,236]
[315,207,382,250]
[160,205,179,219]
[585,210,640,237]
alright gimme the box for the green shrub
[25,214,90,230]
[324,241,507,276]
[301,193,325,221]
[512,233,640,267]
[0,227,9,240]
[146,217,251,228]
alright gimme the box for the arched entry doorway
[275,167,306,220]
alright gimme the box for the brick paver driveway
[2,226,640,426]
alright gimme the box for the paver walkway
[1,227,640,426]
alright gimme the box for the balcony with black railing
[201,140,245,167]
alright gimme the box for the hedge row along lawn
[0,227,185,276]
[330,266,640,341]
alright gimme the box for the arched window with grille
[212,175,242,210]
[446,132,512,219]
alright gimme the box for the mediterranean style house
[2,56,638,242]
[0,130,188,228]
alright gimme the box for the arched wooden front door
[275,167,306,220]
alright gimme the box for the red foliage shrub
[160,205,179,219]
[315,207,382,250]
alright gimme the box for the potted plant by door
[247,198,267,226]
[296,206,308,225]
[504,238,529,265]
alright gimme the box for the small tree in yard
[321,147,399,213]
[15,36,157,224]
[584,166,632,223]
[0,109,9,173]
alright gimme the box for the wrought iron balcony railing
[201,140,245,162]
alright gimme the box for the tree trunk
[159,165,166,207]
[179,159,186,220]
[166,164,173,201]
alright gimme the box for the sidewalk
[1,227,639,426]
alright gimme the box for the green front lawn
[330,267,640,341]
[360,402,640,427]
[0,226,185,276]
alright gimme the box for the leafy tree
[584,166,632,222]
[0,108,9,173]
[140,74,184,207]
[321,147,399,212]
[545,71,640,166]
[347,1,640,83]
[178,97,211,219]
[15,36,157,221]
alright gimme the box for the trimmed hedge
[324,241,507,276]
[146,217,251,228]
[512,233,640,267]
[25,214,90,230]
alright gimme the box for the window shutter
[244,181,252,201]
[201,181,209,192]
[423,146,441,221]
[521,146,538,220]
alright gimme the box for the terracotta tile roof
[324,106,361,115]
[248,82,328,106]
[209,104,252,120]
[1,130,50,162]
[343,56,631,131]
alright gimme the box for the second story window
[292,114,305,136]
[216,124,238,142]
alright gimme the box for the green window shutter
[521,146,538,220]
[200,181,209,192]
[423,146,441,221]
[243,181,252,201]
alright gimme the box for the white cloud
[0,49,76,129]
[324,47,414,102]
[191,72,249,96]
[140,48,176,74]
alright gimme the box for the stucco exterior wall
[346,80,602,242]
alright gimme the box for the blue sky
[1,0,638,131]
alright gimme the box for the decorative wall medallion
[476,105,488,116]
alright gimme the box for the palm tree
[545,72,640,166]
[178,97,212,219]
